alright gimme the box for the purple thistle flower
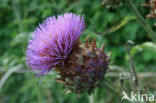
[26,13,85,76]
[26,13,110,94]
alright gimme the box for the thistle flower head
[26,13,85,76]
[26,13,110,94]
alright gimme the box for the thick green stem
[88,95,94,103]
[126,0,156,42]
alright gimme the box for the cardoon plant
[26,13,110,94]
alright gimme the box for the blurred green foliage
[0,0,156,103]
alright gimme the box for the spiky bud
[56,39,109,94]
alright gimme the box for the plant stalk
[126,0,156,42]
[88,95,94,103]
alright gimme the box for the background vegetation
[0,0,155,103]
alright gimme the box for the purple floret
[26,13,85,76]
